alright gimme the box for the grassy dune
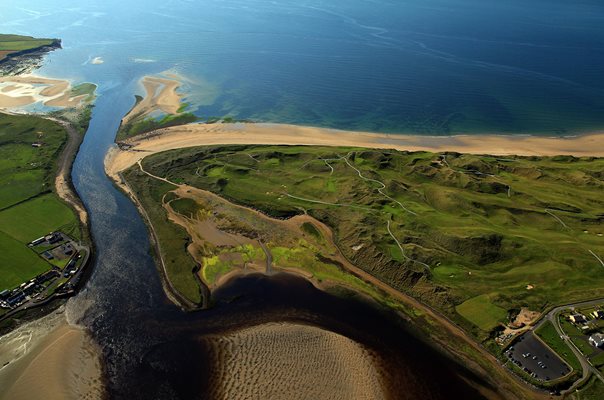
[127,144,604,341]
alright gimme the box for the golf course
[119,144,604,347]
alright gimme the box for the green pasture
[0,34,55,53]
[0,112,79,292]
[0,231,48,291]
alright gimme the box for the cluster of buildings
[0,270,59,308]
[569,310,604,348]
[0,231,81,311]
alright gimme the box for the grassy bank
[0,112,80,291]
[120,170,202,304]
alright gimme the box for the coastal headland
[0,34,61,76]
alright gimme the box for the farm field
[123,144,604,343]
[0,112,79,291]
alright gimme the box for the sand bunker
[201,322,384,400]
[0,75,87,109]
[121,75,183,125]
[0,311,104,400]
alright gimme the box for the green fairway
[0,231,48,291]
[456,294,507,331]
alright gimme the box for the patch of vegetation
[48,83,97,135]
[119,113,198,140]
[535,321,581,371]
[202,255,234,285]
[301,222,322,240]
[0,112,80,291]
[70,83,96,98]
[590,351,604,369]
[170,197,199,218]
[0,194,80,242]
[571,375,604,400]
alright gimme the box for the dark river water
[66,89,492,399]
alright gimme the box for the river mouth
[56,88,497,399]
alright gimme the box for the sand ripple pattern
[202,323,384,400]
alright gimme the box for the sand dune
[201,322,385,400]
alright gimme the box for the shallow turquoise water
[2,0,604,134]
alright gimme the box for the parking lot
[506,332,570,381]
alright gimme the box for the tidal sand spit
[201,322,385,400]
[121,75,183,125]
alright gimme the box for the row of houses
[569,310,604,349]
[569,310,604,324]
[0,270,60,309]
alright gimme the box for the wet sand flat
[201,322,385,400]
[0,75,86,109]
[0,311,104,400]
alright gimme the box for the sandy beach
[0,75,87,109]
[106,122,604,179]
[201,322,385,400]
[0,310,105,400]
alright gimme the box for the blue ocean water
[2,0,604,135]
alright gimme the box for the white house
[588,333,604,348]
